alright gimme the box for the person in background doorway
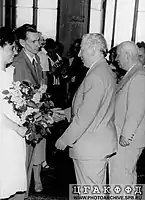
[136,41,145,66]
[44,38,68,108]
[67,38,88,105]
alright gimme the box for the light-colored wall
[2,0,145,50]
[16,0,57,40]
[89,0,145,49]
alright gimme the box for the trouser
[109,146,143,199]
[25,143,34,198]
[109,146,143,184]
[73,157,108,185]
[32,139,46,165]
[25,139,46,197]
[142,184,145,199]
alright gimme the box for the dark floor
[29,121,76,199]
[137,148,145,184]
[29,149,76,199]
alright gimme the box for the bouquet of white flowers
[2,80,55,144]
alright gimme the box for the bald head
[117,41,139,57]
[116,41,140,71]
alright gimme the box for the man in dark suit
[13,24,46,195]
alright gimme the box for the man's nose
[13,47,18,56]
[115,55,118,61]
[36,41,41,48]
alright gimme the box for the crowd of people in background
[0,23,145,200]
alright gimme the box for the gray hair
[81,33,108,56]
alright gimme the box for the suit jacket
[60,58,117,160]
[13,50,44,86]
[115,63,145,148]
[12,49,45,174]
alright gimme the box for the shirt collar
[23,49,37,63]
[124,63,137,77]
[41,47,47,54]
[86,58,104,75]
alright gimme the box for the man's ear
[89,47,95,56]
[19,39,25,48]
[126,52,130,62]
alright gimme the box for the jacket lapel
[71,59,104,114]
[35,55,43,84]
[71,60,104,117]
[22,50,42,86]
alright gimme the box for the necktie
[32,58,38,78]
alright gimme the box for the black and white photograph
[0,0,145,200]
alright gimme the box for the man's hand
[55,137,67,150]
[64,107,71,122]
[51,108,66,122]
[119,135,130,147]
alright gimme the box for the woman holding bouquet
[0,27,27,200]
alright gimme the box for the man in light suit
[13,24,46,195]
[55,33,117,184]
[109,41,145,185]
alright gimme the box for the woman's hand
[17,126,27,138]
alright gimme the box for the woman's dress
[0,66,27,199]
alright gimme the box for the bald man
[109,41,145,185]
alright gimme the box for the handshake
[32,107,68,123]
[51,108,66,122]
[51,107,71,123]
[16,107,72,139]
